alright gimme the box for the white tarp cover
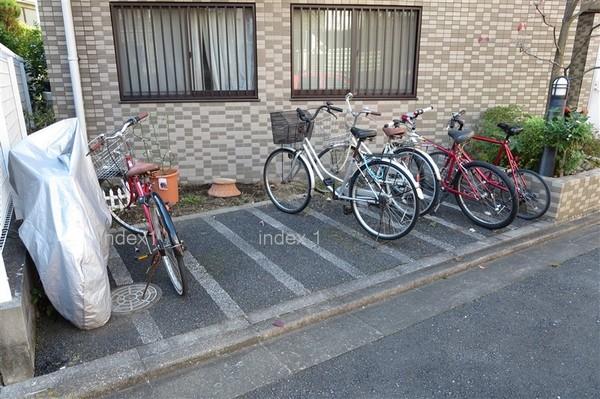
[8,118,112,329]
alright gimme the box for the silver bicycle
[264,103,423,240]
[317,93,442,215]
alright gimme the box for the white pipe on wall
[60,0,87,137]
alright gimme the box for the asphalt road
[243,249,599,399]
[104,223,600,399]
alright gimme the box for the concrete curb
[2,214,598,399]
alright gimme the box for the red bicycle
[390,108,518,229]
[88,113,186,295]
[448,111,551,220]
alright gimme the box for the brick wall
[38,0,600,183]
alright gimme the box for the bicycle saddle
[382,125,406,137]
[126,161,160,178]
[448,127,474,144]
[497,123,524,136]
[351,127,377,139]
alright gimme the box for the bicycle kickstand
[142,251,162,298]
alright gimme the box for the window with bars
[291,5,421,99]
[111,3,257,102]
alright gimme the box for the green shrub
[544,112,595,176]
[466,105,527,164]
[512,116,545,170]
[0,1,53,132]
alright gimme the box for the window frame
[110,1,259,103]
[289,3,422,101]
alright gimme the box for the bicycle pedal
[343,205,352,215]
[137,254,150,261]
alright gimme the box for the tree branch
[535,3,560,50]
[518,43,564,69]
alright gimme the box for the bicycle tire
[349,159,420,240]
[263,147,312,214]
[392,147,441,215]
[150,193,186,296]
[454,161,518,230]
[510,168,551,220]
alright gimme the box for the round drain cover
[111,283,162,314]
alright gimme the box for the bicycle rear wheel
[454,161,518,230]
[510,169,551,220]
[99,178,147,236]
[150,193,186,295]
[263,147,312,213]
[349,159,419,240]
[393,147,440,215]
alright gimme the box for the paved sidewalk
[1,203,596,398]
[33,197,534,375]
[33,197,548,375]
[105,220,600,398]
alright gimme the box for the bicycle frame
[423,137,509,201]
[469,135,528,195]
[122,152,156,247]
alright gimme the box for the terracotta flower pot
[151,168,180,205]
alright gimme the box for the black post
[539,77,569,177]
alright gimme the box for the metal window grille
[291,5,421,99]
[111,2,258,102]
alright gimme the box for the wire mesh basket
[87,134,129,180]
[269,111,314,144]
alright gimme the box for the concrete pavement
[100,221,599,399]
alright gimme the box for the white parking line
[107,247,163,344]
[182,251,249,321]
[359,208,456,253]
[249,208,367,279]
[307,209,414,263]
[424,214,487,240]
[204,217,310,297]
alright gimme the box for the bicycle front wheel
[393,147,440,215]
[510,169,551,220]
[349,160,419,240]
[263,147,312,214]
[150,193,186,295]
[454,161,518,230]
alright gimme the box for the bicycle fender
[388,159,425,200]
[297,151,316,190]
[151,192,178,243]
[408,147,442,181]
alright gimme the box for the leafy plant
[512,116,546,170]
[544,112,594,176]
[0,1,54,132]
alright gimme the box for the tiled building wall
[38,0,599,183]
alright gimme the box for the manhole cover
[111,283,162,314]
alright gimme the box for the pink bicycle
[88,113,186,295]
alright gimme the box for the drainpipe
[60,0,87,137]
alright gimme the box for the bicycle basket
[270,111,314,144]
[87,135,129,180]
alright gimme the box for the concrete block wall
[545,168,600,222]
[38,0,599,184]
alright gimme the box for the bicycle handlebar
[88,112,149,153]
[344,92,381,117]
[296,102,344,123]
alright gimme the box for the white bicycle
[264,103,423,240]
[317,93,442,215]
